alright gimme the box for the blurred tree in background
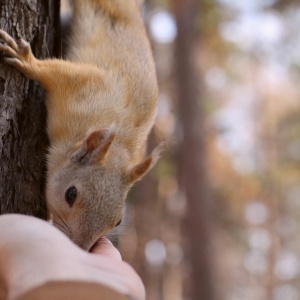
[118,0,300,300]
[173,0,217,299]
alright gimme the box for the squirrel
[0,0,161,251]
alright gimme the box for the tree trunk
[173,0,217,299]
[0,0,60,218]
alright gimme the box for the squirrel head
[46,128,161,251]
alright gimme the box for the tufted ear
[72,128,115,165]
[127,143,165,185]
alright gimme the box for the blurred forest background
[61,0,300,299]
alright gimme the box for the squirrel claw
[0,29,18,52]
[0,30,30,58]
[17,38,30,54]
[0,29,34,73]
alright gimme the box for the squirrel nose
[70,235,90,251]
[71,234,97,251]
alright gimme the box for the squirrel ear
[126,143,165,185]
[72,128,115,164]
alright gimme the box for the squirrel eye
[116,219,122,227]
[65,186,77,207]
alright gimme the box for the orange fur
[0,0,160,250]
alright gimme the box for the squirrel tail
[67,0,144,64]
[73,0,144,25]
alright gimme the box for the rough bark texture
[0,0,60,218]
[173,0,217,299]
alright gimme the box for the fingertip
[90,237,122,261]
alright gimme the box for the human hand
[0,214,145,300]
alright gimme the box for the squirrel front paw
[0,29,35,76]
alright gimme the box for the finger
[90,237,122,261]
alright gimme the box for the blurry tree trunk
[0,0,60,218]
[129,2,172,299]
[131,135,164,300]
[130,0,164,298]
[173,0,217,299]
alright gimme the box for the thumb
[90,237,122,261]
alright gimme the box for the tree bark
[0,0,60,218]
[173,0,217,299]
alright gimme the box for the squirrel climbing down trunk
[0,0,161,251]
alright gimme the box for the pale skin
[0,214,145,300]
